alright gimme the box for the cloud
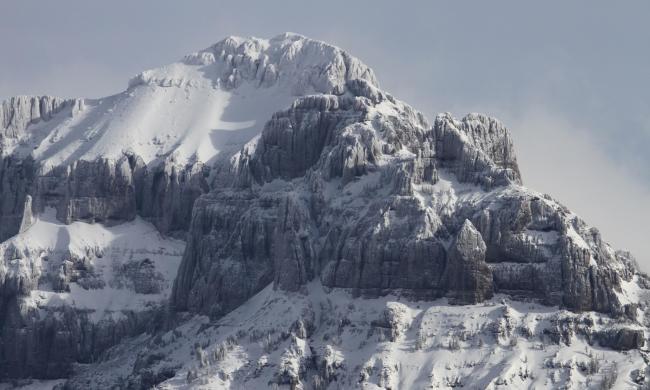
[0,59,128,100]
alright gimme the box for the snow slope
[1,33,376,171]
[16,82,293,169]
[0,208,184,321]
[67,282,649,389]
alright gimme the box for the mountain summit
[1,33,376,169]
[0,34,648,389]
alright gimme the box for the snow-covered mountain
[0,33,648,389]
[1,33,375,168]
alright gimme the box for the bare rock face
[0,154,209,242]
[434,113,521,188]
[36,157,138,224]
[595,328,645,351]
[171,189,317,318]
[0,301,164,379]
[249,95,361,182]
[445,220,493,304]
[0,156,35,241]
[170,190,278,317]
[135,158,210,235]
[0,96,78,139]
[468,192,629,314]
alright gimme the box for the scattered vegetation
[600,362,618,390]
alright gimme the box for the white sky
[1,0,649,269]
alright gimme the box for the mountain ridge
[0,33,648,389]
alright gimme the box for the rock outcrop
[0,206,185,379]
[172,76,636,321]
[134,32,378,95]
[445,220,493,304]
[434,112,521,188]
[0,154,209,242]
[1,302,164,379]
[0,156,35,241]
[1,96,78,140]
[595,328,645,351]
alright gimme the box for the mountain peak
[3,34,378,169]
[175,32,379,92]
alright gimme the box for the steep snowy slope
[1,33,649,389]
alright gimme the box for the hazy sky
[1,1,649,268]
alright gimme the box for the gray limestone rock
[0,154,209,241]
[595,328,645,351]
[0,301,165,379]
[467,192,625,313]
[171,188,316,318]
[173,78,636,321]
[0,155,204,379]
[434,113,521,188]
[18,195,34,233]
[445,220,493,304]
[134,157,210,235]
[36,157,138,225]
[0,96,78,139]
[0,156,35,242]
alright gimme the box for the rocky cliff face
[445,220,493,304]
[1,302,163,379]
[171,77,635,321]
[0,156,35,241]
[0,153,209,243]
[1,96,77,140]
[0,33,648,385]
